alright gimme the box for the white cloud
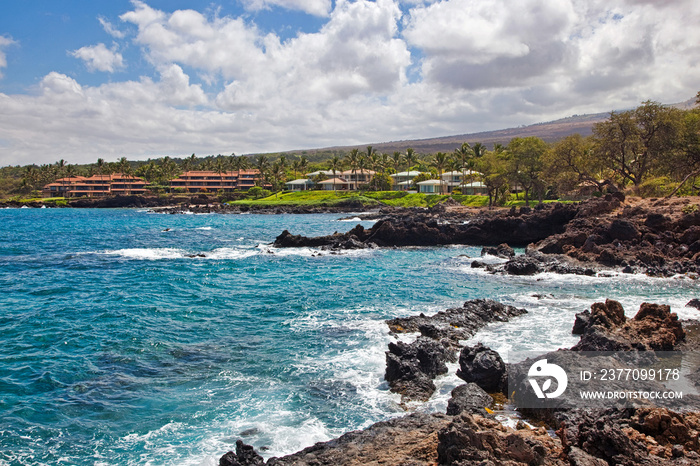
[0,35,16,78]
[403,0,577,89]
[98,16,126,39]
[239,0,332,17]
[71,43,125,73]
[1,0,700,167]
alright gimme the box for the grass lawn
[228,190,494,208]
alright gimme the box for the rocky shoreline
[274,195,700,277]
[220,300,700,466]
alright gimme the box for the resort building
[416,179,446,194]
[284,179,315,191]
[295,170,375,191]
[42,174,147,198]
[416,171,487,195]
[318,178,350,191]
[390,171,422,191]
[168,170,265,193]
[338,170,375,190]
[460,181,488,195]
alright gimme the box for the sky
[0,0,698,167]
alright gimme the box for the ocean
[1,208,698,465]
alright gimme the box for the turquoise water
[1,208,698,465]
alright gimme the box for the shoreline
[220,300,700,465]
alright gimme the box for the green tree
[431,152,449,195]
[269,160,286,197]
[405,148,418,172]
[344,148,360,190]
[666,107,700,196]
[232,156,249,188]
[543,134,608,195]
[255,155,270,187]
[299,156,309,178]
[454,142,473,194]
[477,151,508,208]
[328,155,343,191]
[593,101,682,188]
[506,137,548,206]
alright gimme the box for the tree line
[2,96,698,203]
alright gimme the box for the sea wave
[96,245,377,261]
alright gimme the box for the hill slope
[282,97,696,157]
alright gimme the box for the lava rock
[220,440,265,466]
[456,344,507,393]
[446,383,493,416]
[480,243,515,259]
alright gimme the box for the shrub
[682,204,699,214]
[246,187,271,199]
[637,177,676,198]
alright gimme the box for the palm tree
[291,159,301,180]
[328,156,342,191]
[255,155,270,187]
[344,149,360,190]
[22,165,39,195]
[55,159,67,197]
[214,158,227,193]
[405,148,418,171]
[299,155,309,178]
[431,152,449,195]
[118,157,133,195]
[368,151,381,190]
[454,142,472,194]
[64,164,78,198]
[269,160,285,198]
[391,151,403,190]
[232,156,249,190]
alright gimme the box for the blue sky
[0,0,698,166]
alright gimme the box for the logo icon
[528,359,568,399]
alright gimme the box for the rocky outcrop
[531,198,700,276]
[456,344,507,394]
[263,413,452,466]
[556,408,700,465]
[445,383,494,416]
[481,243,515,259]
[572,300,685,352]
[67,195,178,208]
[385,337,452,402]
[270,195,700,275]
[437,413,565,466]
[220,440,265,466]
[274,202,580,248]
[220,300,700,466]
[386,299,527,348]
[384,299,526,402]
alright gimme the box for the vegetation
[2,96,699,208]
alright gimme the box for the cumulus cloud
[1,0,700,167]
[0,35,15,78]
[71,43,125,72]
[239,0,332,17]
[403,0,576,89]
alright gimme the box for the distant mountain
[282,112,609,157]
[283,97,696,157]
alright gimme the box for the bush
[246,187,271,199]
[637,177,676,198]
[682,204,699,214]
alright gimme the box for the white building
[389,171,422,191]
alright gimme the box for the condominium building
[42,174,147,198]
[168,170,265,193]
